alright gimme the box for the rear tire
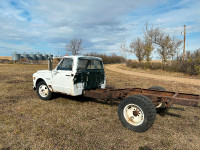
[148,86,168,113]
[148,86,166,91]
[36,81,52,100]
[118,95,156,133]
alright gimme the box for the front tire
[118,95,156,133]
[36,81,52,100]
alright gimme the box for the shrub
[126,60,164,70]
[126,49,200,76]
[85,52,125,64]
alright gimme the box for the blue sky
[0,0,200,59]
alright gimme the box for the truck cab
[33,56,106,100]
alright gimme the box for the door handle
[53,71,59,75]
[65,74,74,77]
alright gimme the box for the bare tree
[169,37,182,59]
[66,38,83,55]
[143,23,182,62]
[130,37,145,62]
[156,35,182,62]
[127,22,182,62]
[143,22,155,62]
[156,35,171,62]
[119,40,129,59]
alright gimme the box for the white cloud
[0,0,199,57]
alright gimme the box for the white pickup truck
[33,56,106,100]
[32,55,199,133]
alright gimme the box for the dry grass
[130,59,163,63]
[0,64,200,149]
[118,63,190,78]
[0,56,12,60]
[119,63,200,79]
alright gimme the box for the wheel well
[36,78,45,87]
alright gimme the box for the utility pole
[183,25,186,61]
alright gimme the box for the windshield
[78,58,103,70]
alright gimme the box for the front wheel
[118,95,156,133]
[36,81,52,100]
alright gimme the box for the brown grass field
[0,56,12,60]
[0,63,200,150]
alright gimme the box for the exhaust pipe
[48,56,53,71]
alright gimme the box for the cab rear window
[78,59,103,70]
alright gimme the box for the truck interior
[75,57,105,89]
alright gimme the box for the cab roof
[63,55,102,60]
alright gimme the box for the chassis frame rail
[83,88,199,107]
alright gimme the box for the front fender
[33,72,53,91]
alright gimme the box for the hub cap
[123,104,144,126]
[39,85,49,97]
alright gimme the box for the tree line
[65,23,183,63]
[120,23,182,62]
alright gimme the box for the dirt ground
[106,64,200,89]
[0,63,200,150]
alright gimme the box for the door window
[57,58,73,70]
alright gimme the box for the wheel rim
[38,84,49,97]
[123,104,144,126]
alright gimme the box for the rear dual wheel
[118,95,156,133]
[148,86,166,91]
[148,86,168,113]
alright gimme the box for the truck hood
[37,70,51,73]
